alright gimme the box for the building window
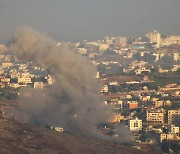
[134,121,138,127]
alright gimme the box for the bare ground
[0,118,151,154]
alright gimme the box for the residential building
[168,110,180,124]
[109,114,124,123]
[146,110,164,124]
[128,101,138,109]
[9,83,20,89]
[2,62,13,68]
[146,30,161,48]
[34,82,44,89]
[168,125,179,134]
[154,100,163,108]
[160,133,180,142]
[142,96,151,102]
[160,35,180,46]
[0,76,10,84]
[114,36,127,45]
[116,100,123,109]
[115,114,124,122]
[18,77,32,84]
[128,118,142,132]
[164,100,172,106]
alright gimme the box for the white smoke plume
[9,26,133,142]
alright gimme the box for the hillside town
[0,30,179,153]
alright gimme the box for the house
[54,127,64,132]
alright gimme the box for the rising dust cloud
[9,26,133,143]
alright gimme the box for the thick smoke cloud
[9,26,132,142]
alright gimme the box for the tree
[140,132,147,142]
[170,142,180,154]
[161,140,169,153]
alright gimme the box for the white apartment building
[128,118,142,132]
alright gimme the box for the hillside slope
[0,118,149,154]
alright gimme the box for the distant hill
[0,118,151,154]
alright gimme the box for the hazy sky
[0,0,180,42]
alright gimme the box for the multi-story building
[154,100,163,108]
[0,76,10,84]
[9,70,20,78]
[168,110,180,124]
[128,101,138,109]
[146,30,161,48]
[142,96,151,102]
[146,110,164,124]
[34,82,44,89]
[18,77,32,84]
[168,125,179,134]
[160,133,180,142]
[114,36,127,44]
[109,114,124,123]
[98,43,109,51]
[116,100,123,109]
[2,62,13,68]
[9,83,20,89]
[115,114,124,122]
[160,35,180,46]
[128,118,142,132]
[104,36,114,44]
[164,100,172,106]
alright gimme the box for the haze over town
[0,0,179,153]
